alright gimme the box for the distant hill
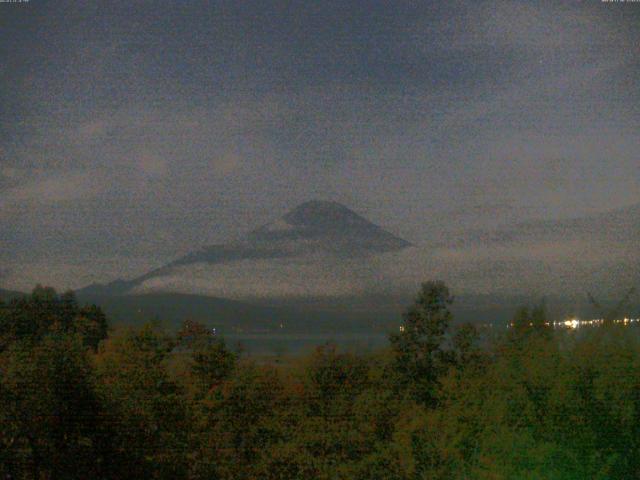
[0,288,25,301]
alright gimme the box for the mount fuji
[78,201,413,299]
[74,200,639,330]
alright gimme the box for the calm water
[223,333,391,356]
[220,320,640,356]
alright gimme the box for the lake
[223,332,392,356]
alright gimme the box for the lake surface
[221,319,640,356]
[223,332,392,356]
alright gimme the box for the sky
[1,0,639,290]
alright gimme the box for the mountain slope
[78,200,412,297]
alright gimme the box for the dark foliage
[1,283,640,479]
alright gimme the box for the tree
[176,318,211,348]
[175,319,237,396]
[0,286,108,352]
[193,363,286,480]
[191,338,237,394]
[451,323,481,369]
[93,324,188,479]
[74,303,109,351]
[389,281,454,406]
[254,344,377,479]
[509,302,551,340]
[0,333,103,479]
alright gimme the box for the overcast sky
[1,0,639,289]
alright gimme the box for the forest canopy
[1,283,640,479]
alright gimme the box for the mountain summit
[284,200,380,227]
[249,200,411,252]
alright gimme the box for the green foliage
[173,319,238,401]
[191,363,286,479]
[2,282,640,479]
[93,324,188,479]
[389,281,456,406]
[510,302,551,341]
[190,338,237,394]
[176,318,211,347]
[0,333,103,479]
[0,286,108,351]
[409,324,640,479]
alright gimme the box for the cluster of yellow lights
[555,318,640,329]
[401,318,640,332]
[505,318,640,329]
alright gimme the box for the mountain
[78,200,412,298]
[170,200,411,267]
[78,200,640,301]
[74,200,639,330]
[249,200,411,252]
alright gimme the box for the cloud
[407,1,632,55]
[137,150,168,179]
[1,256,161,292]
[75,118,111,145]
[1,170,103,212]
[215,152,242,175]
[0,167,22,180]
[1,1,638,291]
